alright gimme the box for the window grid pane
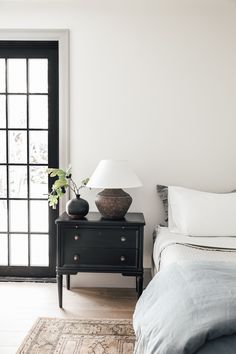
[8,130,27,163]
[0,166,7,198]
[30,200,48,233]
[29,95,48,129]
[0,234,8,266]
[0,95,6,128]
[0,131,6,163]
[9,200,28,232]
[30,234,49,267]
[29,166,48,198]
[10,234,28,266]
[0,59,5,93]
[8,95,27,128]
[0,200,7,232]
[9,165,27,198]
[28,59,48,93]
[7,59,27,93]
[29,131,48,164]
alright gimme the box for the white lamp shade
[87,160,142,189]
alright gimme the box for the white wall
[1,0,236,287]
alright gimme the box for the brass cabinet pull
[73,254,79,262]
[120,255,126,262]
[74,235,79,241]
[121,236,126,242]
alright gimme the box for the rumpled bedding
[153,226,236,272]
[133,261,236,354]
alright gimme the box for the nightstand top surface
[56,211,145,226]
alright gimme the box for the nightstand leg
[57,274,63,308]
[137,275,143,298]
[66,274,70,290]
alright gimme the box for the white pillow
[168,186,236,237]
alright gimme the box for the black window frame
[0,41,59,278]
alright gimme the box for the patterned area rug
[17,317,135,354]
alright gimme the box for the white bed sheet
[153,226,236,274]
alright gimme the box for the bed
[133,186,236,354]
[153,226,236,273]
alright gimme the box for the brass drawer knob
[74,235,79,241]
[120,255,126,262]
[73,254,79,262]
[121,236,126,242]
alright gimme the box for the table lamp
[87,160,142,219]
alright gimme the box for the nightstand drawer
[63,248,138,268]
[61,227,139,249]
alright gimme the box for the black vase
[66,194,89,219]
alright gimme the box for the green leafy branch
[47,166,89,209]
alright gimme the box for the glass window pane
[0,234,8,266]
[8,95,27,128]
[10,234,28,266]
[29,95,48,129]
[30,234,48,266]
[29,131,48,164]
[30,200,48,232]
[29,59,48,93]
[9,200,28,232]
[0,200,7,232]
[9,166,27,198]
[0,59,5,93]
[0,131,6,163]
[0,95,6,128]
[7,59,27,93]
[30,166,48,198]
[9,130,27,163]
[0,166,7,198]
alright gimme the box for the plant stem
[69,177,78,195]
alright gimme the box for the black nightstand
[55,212,145,308]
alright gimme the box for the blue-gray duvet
[133,261,236,354]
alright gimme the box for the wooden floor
[0,282,137,354]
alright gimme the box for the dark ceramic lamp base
[95,188,132,220]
